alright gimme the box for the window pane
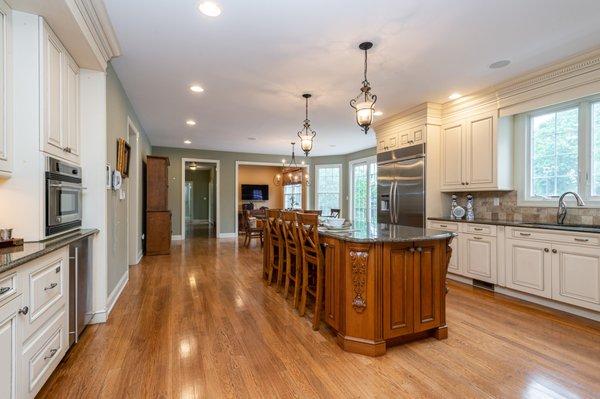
[592,102,600,196]
[368,163,378,224]
[530,108,579,197]
[316,166,341,215]
[284,184,302,209]
[352,164,367,225]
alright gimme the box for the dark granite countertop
[428,217,600,234]
[319,222,455,243]
[0,229,99,275]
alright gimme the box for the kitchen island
[319,223,455,356]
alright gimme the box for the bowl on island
[323,218,346,229]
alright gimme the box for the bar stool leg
[276,244,284,292]
[267,245,275,286]
[312,263,324,330]
[283,251,292,299]
[298,259,309,316]
[293,254,302,309]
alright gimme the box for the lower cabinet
[0,295,21,399]
[447,235,459,274]
[460,233,497,283]
[552,244,600,312]
[323,237,341,331]
[383,241,444,339]
[505,239,552,298]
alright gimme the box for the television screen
[241,184,269,201]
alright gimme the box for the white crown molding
[373,102,442,135]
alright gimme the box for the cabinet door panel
[467,114,495,187]
[447,234,459,274]
[383,243,414,338]
[413,241,442,332]
[64,57,79,158]
[552,245,600,311]
[440,123,463,189]
[460,234,497,283]
[0,297,19,399]
[505,239,551,298]
[43,26,64,151]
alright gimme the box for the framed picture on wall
[116,138,131,178]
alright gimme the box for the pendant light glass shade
[297,93,316,156]
[350,42,377,134]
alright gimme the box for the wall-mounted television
[241,184,269,201]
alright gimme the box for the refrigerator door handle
[390,181,396,224]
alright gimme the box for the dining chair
[242,210,264,247]
[297,212,325,330]
[281,211,302,308]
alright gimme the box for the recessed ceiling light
[329,144,336,148]
[198,1,221,17]
[247,137,256,141]
[184,139,192,144]
[186,120,196,126]
[374,111,383,116]
[489,59,511,69]
[448,92,462,100]
[190,85,204,93]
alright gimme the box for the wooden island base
[320,231,453,357]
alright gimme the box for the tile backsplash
[447,191,600,225]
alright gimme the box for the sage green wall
[106,63,151,296]
[308,147,377,219]
[185,169,211,220]
[151,147,290,235]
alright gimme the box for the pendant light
[278,142,310,186]
[297,93,316,156]
[349,42,377,134]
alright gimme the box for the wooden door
[413,241,443,332]
[42,22,64,153]
[0,296,19,399]
[323,237,341,330]
[64,55,80,160]
[505,239,552,298]
[440,122,464,190]
[466,113,495,188]
[382,243,414,338]
[552,244,600,311]
[460,234,497,283]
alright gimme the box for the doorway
[127,118,142,265]
[181,159,220,239]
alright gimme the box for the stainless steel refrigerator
[377,144,426,228]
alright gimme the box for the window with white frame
[522,97,600,205]
[350,156,377,226]
[284,183,302,209]
[315,164,341,216]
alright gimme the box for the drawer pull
[409,247,415,253]
[473,236,483,240]
[519,233,532,237]
[574,238,590,243]
[0,287,10,295]
[416,247,422,252]
[55,266,61,273]
[44,283,58,291]
[474,228,484,231]
[439,224,448,228]
[44,348,58,361]
[18,306,29,315]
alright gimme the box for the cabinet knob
[552,249,557,254]
[18,306,29,315]
[409,247,415,253]
[416,247,422,252]
[465,182,469,185]
[544,248,549,252]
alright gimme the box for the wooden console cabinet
[146,156,171,255]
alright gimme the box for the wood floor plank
[37,234,600,398]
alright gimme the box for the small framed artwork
[116,138,131,178]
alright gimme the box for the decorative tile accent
[448,191,600,225]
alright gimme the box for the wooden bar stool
[281,211,302,308]
[297,212,325,330]
[266,209,285,291]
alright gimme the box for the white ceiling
[104,0,600,156]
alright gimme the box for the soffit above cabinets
[7,0,120,71]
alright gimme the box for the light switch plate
[493,197,500,206]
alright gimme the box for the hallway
[38,236,600,398]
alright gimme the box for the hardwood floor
[38,236,600,398]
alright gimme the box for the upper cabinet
[0,0,12,176]
[440,111,513,192]
[39,19,80,164]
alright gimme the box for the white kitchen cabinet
[0,0,12,176]
[39,19,80,164]
[505,239,552,298]
[0,295,21,399]
[399,125,426,147]
[552,244,600,312]
[440,112,512,192]
[460,233,497,283]
[447,234,459,273]
[378,132,398,152]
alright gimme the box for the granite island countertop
[319,222,455,243]
[0,229,99,274]
[428,217,600,234]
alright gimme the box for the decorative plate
[452,205,466,219]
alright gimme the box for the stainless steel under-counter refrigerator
[377,144,426,228]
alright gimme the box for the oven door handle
[48,183,85,190]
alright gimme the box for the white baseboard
[172,235,183,240]
[89,310,107,324]
[136,249,143,264]
[106,270,129,318]
[218,232,237,239]
[447,273,600,322]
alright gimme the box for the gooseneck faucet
[557,192,585,224]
